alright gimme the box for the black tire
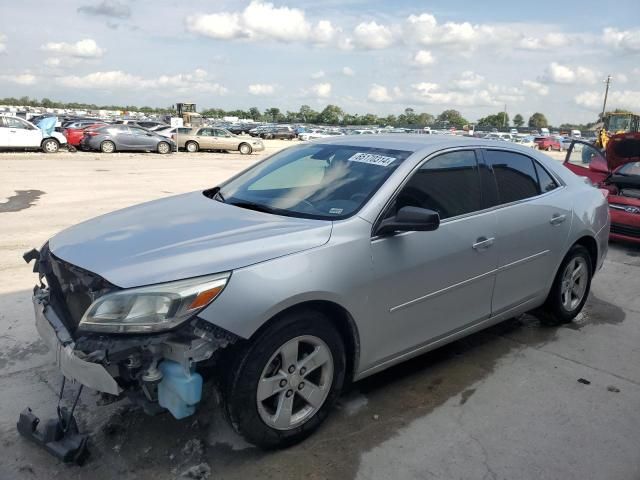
[41,138,59,153]
[537,245,592,326]
[239,143,252,155]
[185,141,199,153]
[223,310,346,449]
[100,140,116,153]
[157,141,171,154]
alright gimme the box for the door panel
[367,149,498,364]
[564,141,608,184]
[370,212,498,363]
[4,117,40,147]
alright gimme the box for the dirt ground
[0,142,638,480]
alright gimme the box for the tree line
[0,95,607,130]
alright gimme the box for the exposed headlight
[79,273,230,333]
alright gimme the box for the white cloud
[352,21,394,49]
[56,69,227,95]
[602,28,640,52]
[616,73,628,83]
[453,71,484,90]
[311,70,325,79]
[410,82,512,107]
[186,1,336,44]
[518,32,569,50]
[0,73,37,85]
[0,33,6,53]
[412,49,435,66]
[41,39,104,58]
[575,90,640,111]
[309,82,331,98]
[522,80,549,96]
[342,66,355,76]
[248,83,275,95]
[405,13,503,49]
[544,62,599,85]
[368,84,393,102]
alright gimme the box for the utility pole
[601,75,612,121]
[503,104,507,128]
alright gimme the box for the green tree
[298,105,318,123]
[477,112,509,129]
[416,112,434,126]
[248,107,261,120]
[382,114,397,126]
[361,113,379,125]
[265,107,281,122]
[513,114,524,128]
[528,112,548,129]
[436,109,468,129]
[317,104,344,124]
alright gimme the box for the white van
[540,127,550,136]
[570,129,581,138]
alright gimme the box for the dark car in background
[80,124,175,154]
[260,126,296,140]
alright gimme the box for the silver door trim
[390,268,498,313]
[389,249,550,313]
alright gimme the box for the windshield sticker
[329,207,344,214]
[348,152,396,167]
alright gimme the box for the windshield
[618,161,640,176]
[216,144,412,220]
[607,115,631,132]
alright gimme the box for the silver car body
[44,135,609,382]
[80,124,175,152]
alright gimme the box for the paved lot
[0,145,638,480]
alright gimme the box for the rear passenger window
[485,150,539,204]
[394,150,482,220]
[534,162,558,193]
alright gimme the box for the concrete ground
[0,144,638,480]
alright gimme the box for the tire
[41,138,59,153]
[223,310,346,449]
[546,146,552,151]
[537,245,592,326]
[157,141,171,154]
[185,141,199,153]
[100,140,115,153]
[239,143,252,155]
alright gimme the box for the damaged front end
[20,244,239,462]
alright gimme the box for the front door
[369,149,498,364]
[564,141,608,184]
[5,117,41,148]
[129,127,157,150]
[483,148,572,314]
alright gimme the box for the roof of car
[312,133,485,153]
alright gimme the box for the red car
[63,123,106,147]
[563,133,640,244]
[534,136,562,151]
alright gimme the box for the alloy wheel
[256,335,334,431]
[560,257,588,311]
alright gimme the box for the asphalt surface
[0,145,638,480]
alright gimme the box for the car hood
[607,133,640,171]
[49,191,332,288]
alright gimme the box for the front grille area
[610,223,640,238]
[43,247,118,333]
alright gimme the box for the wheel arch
[249,300,360,383]
[573,235,598,274]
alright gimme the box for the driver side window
[4,117,31,129]
[389,150,482,220]
[566,143,604,166]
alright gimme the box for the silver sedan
[28,135,609,449]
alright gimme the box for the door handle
[473,237,495,250]
[9,130,16,133]
[549,214,567,226]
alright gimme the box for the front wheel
[157,141,171,154]
[537,245,592,325]
[239,143,252,155]
[41,138,59,153]
[223,311,345,449]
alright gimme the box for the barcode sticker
[348,152,396,167]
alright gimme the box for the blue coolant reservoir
[158,360,203,419]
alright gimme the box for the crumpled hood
[607,133,640,171]
[49,191,332,288]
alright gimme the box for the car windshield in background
[216,144,412,220]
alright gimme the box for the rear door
[483,149,572,314]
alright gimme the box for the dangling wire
[56,376,84,433]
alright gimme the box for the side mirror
[376,206,440,236]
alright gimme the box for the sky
[0,0,639,124]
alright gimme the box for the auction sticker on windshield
[348,152,397,167]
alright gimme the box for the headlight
[79,272,230,333]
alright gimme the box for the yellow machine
[175,103,203,127]
[596,112,640,148]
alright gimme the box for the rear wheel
[186,141,199,153]
[239,143,252,155]
[41,138,59,153]
[223,310,345,449]
[100,140,115,153]
[157,141,171,154]
[537,245,592,325]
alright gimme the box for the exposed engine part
[125,354,142,370]
[162,338,218,374]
